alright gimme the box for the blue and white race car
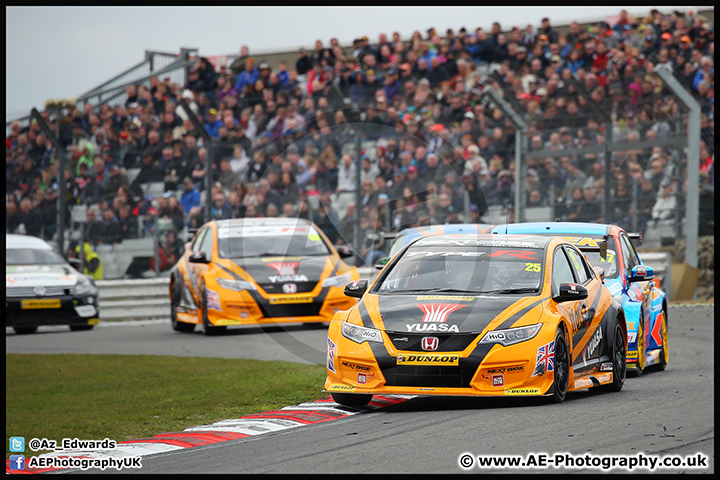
[489,222,668,376]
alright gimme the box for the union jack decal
[531,340,555,377]
[206,289,221,311]
[416,304,467,323]
[327,338,337,373]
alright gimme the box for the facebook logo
[10,436,25,452]
[9,455,25,471]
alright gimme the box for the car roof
[411,233,553,249]
[490,222,612,237]
[5,234,53,250]
[213,218,313,229]
[397,224,494,238]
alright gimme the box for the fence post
[31,105,70,255]
[79,223,86,274]
[154,229,160,275]
[481,86,528,224]
[631,176,638,232]
[353,129,362,256]
[653,65,700,268]
[178,97,214,224]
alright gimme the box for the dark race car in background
[6,234,99,334]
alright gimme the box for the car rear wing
[381,232,398,242]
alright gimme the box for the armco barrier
[97,267,376,322]
[97,277,170,322]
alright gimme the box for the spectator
[228,144,250,180]
[234,58,259,93]
[80,173,104,205]
[229,45,250,76]
[16,197,43,237]
[217,158,241,192]
[277,171,300,205]
[362,217,387,266]
[35,189,57,240]
[180,177,201,213]
[651,179,677,223]
[164,196,185,232]
[314,197,341,244]
[210,192,232,220]
[6,200,21,233]
[98,208,123,245]
[204,108,223,140]
[562,160,588,205]
[75,142,95,175]
[84,208,103,246]
[295,47,312,75]
[117,203,139,240]
[75,242,103,280]
[102,164,129,200]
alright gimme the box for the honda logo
[283,283,297,294]
[421,337,439,351]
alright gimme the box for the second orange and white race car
[169,218,360,335]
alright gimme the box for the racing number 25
[525,263,541,272]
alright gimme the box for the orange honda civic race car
[169,218,360,335]
[325,234,627,406]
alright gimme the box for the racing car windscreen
[375,245,544,294]
[6,248,67,266]
[581,248,619,279]
[217,233,331,258]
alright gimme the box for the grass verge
[6,354,327,460]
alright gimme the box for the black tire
[331,392,373,407]
[171,279,195,333]
[597,320,626,392]
[13,326,37,335]
[628,314,646,377]
[69,325,94,331]
[201,287,226,336]
[549,327,570,403]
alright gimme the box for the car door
[187,228,209,303]
[193,227,215,292]
[550,246,587,352]
[566,245,605,369]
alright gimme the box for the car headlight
[322,272,354,288]
[341,321,383,344]
[74,281,97,296]
[478,324,542,347]
[217,278,257,291]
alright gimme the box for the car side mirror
[336,245,354,259]
[553,283,589,303]
[599,241,607,260]
[374,257,390,271]
[188,251,210,264]
[344,279,368,298]
[628,265,654,283]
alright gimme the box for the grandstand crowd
[6,8,715,267]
